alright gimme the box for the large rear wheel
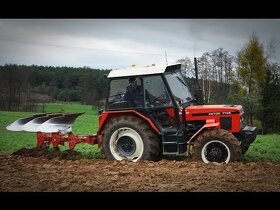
[193,129,241,163]
[102,115,161,162]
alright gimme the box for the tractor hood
[186,105,244,116]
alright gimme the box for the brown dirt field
[1,149,280,192]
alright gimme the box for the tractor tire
[102,115,161,162]
[193,129,241,163]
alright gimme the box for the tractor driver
[123,77,143,107]
[124,77,155,107]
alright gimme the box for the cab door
[143,75,180,131]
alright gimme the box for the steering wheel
[109,92,124,102]
[153,94,169,106]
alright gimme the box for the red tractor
[7,62,257,163]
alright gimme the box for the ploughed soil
[0,148,280,192]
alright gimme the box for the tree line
[0,65,110,111]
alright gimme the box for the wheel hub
[116,136,136,156]
[205,142,229,162]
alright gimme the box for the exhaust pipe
[194,57,199,85]
[193,57,204,105]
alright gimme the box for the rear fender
[98,110,161,135]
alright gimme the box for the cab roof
[107,63,181,79]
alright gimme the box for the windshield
[165,70,193,104]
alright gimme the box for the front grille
[221,117,232,130]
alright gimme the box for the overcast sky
[0,19,279,70]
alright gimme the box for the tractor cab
[106,64,191,128]
[107,64,193,108]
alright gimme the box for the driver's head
[129,77,137,87]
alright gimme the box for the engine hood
[186,105,244,116]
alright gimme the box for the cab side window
[107,78,144,110]
[107,79,129,110]
[143,75,171,108]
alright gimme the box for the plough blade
[6,113,51,131]
[21,113,63,132]
[6,112,84,133]
[36,112,84,133]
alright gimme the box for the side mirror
[193,89,203,105]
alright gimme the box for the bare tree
[177,57,195,78]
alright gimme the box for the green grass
[0,103,102,159]
[0,111,36,153]
[1,103,280,162]
[44,103,99,135]
[242,134,280,163]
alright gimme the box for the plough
[6,112,102,150]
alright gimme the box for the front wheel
[193,129,241,163]
[102,115,161,162]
